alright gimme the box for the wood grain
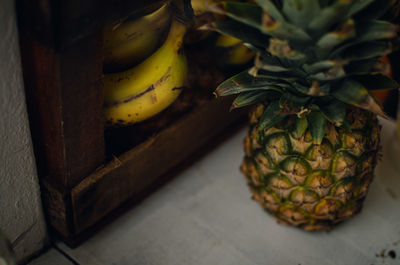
[18,0,105,188]
[41,180,72,238]
[71,97,245,234]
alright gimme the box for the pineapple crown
[211,0,399,144]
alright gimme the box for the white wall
[0,0,48,263]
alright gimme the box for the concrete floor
[27,118,400,265]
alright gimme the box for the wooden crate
[17,0,246,246]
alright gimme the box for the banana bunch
[103,4,171,72]
[215,34,255,66]
[103,17,188,126]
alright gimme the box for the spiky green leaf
[255,54,291,72]
[332,79,386,117]
[211,0,398,121]
[257,63,291,72]
[282,0,321,28]
[346,0,375,18]
[303,60,346,74]
[293,82,330,96]
[356,20,399,43]
[334,41,394,60]
[218,2,262,28]
[258,101,287,130]
[328,21,398,59]
[318,99,345,125]
[307,110,327,145]
[261,12,312,43]
[255,69,303,82]
[267,38,308,61]
[213,20,270,48]
[318,0,331,7]
[279,92,310,107]
[308,0,352,35]
[254,0,284,20]
[316,19,355,55]
[294,116,308,138]
[355,74,399,91]
[232,91,279,109]
[216,70,284,96]
[352,0,394,20]
[344,59,388,76]
[311,65,345,81]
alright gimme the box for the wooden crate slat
[18,0,106,188]
[19,38,66,184]
[41,180,73,238]
[71,97,244,234]
[17,0,248,246]
[59,32,105,187]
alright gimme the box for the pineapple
[211,0,399,231]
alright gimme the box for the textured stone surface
[54,118,400,265]
[27,249,74,265]
[0,0,48,262]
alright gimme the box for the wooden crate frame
[17,0,245,246]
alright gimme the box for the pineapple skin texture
[241,104,381,231]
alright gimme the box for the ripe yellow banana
[103,4,171,72]
[104,19,188,126]
[215,34,255,65]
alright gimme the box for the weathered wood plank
[41,180,72,238]
[18,0,106,188]
[58,32,105,188]
[71,97,245,233]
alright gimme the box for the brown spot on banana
[150,89,158,104]
[105,66,172,107]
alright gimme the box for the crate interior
[101,4,252,158]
